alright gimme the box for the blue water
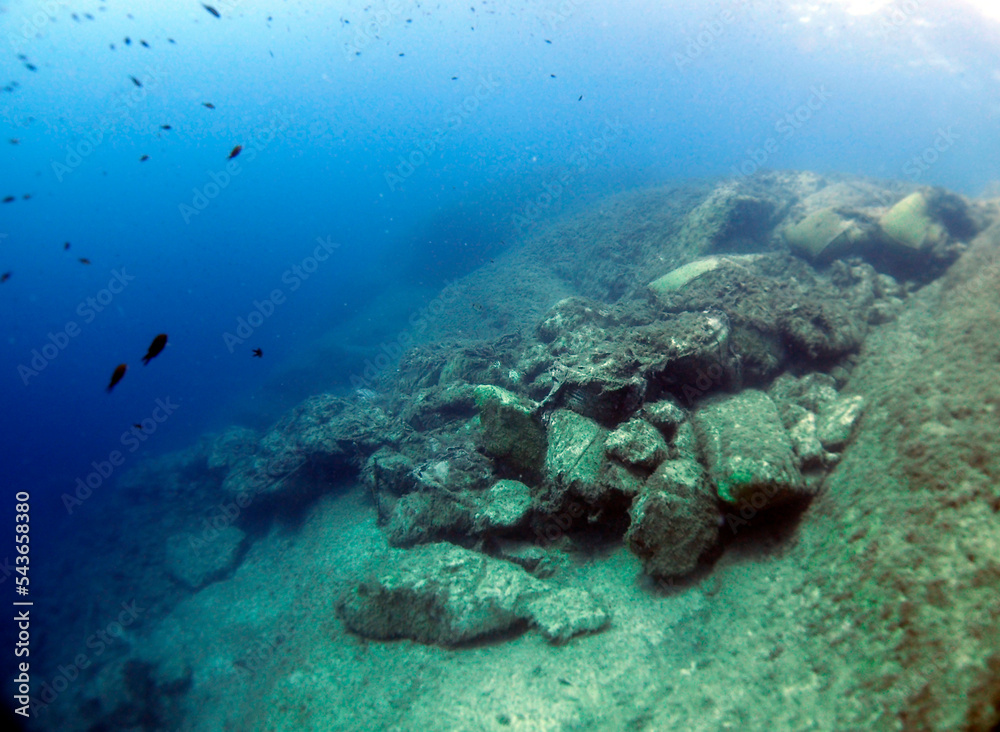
[1,0,999,687]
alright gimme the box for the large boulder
[337,543,608,645]
[626,459,719,579]
[474,385,547,477]
[693,389,810,508]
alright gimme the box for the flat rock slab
[338,543,608,646]
[693,389,809,507]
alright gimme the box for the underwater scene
[3,0,1000,729]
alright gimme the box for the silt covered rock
[693,389,810,508]
[625,458,719,579]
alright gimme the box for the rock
[693,389,810,507]
[817,394,866,451]
[641,310,740,404]
[543,410,608,505]
[536,297,614,344]
[165,527,247,589]
[604,418,668,471]
[337,544,545,646]
[383,491,472,547]
[768,372,840,427]
[648,256,727,295]
[525,587,610,643]
[778,299,863,363]
[338,544,607,646]
[399,383,477,430]
[221,394,403,503]
[640,399,687,440]
[474,385,547,476]
[880,192,947,251]
[787,410,826,469]
[362,448,416,498]
[625,459,719,579]
[548,372,648,427]
[207,426,258,471]
[474,480,533,533]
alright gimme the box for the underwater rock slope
[29,172,1000,731]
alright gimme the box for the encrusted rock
[626,459,719,579]
[337,543,608,646]
[207,426,258,471]
[817,394,866,451]
[474,479,533,533]
[383,492,472,547]
[524,587,610,643]
[604,418,668,471]
[693,389,810,507]
[543,409,608,506]
[474,385,547,476]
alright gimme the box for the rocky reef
[30,172,1000,732]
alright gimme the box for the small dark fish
[471,303,484,312]
[140,40,150,48]
[110,44,116,50]
[24,64,37,72]
[203,102,215,109]
[160,124,172,130]
[22,194,30,200]
[545,39,552,44]
[228,145,242,159]
[202,3,221,18]
[550,74,556,78]
[106,363,127,393]
[132,423,143,430]
[139,155,150,162]
[130,76,142,87]
[17,54,26,61]
[578,95,583,101]
[125,37,131,45]
[78,257,91,265]
[451,76,458,80]
[168,38,176,44]
[64,242,70,250]
[252,348,263,358]
[142,333,168,365]
[399,52,405,57]
[9,139,18,145]
[0,272,10,283]
[2,196,15,203]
